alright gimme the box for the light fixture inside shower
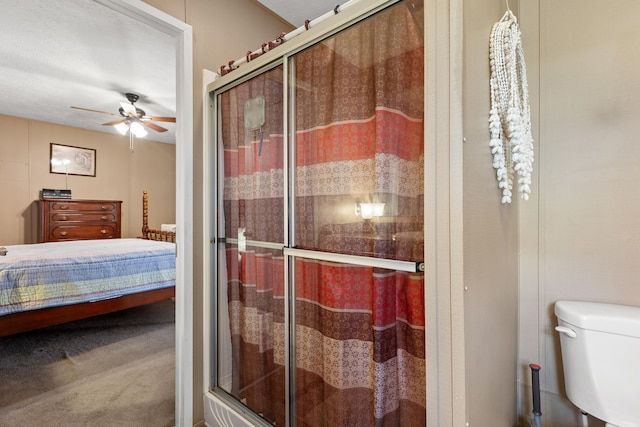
[355,201,385,220]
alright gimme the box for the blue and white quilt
[0,238,175,316]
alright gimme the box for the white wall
[463,1,519,426]
[519,1,640,425]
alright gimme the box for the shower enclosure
[209,1,425,425]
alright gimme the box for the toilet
[555,301,640,427]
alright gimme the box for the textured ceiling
[0,0,341,145]
[257,0,340,28]
[0,0,177,144]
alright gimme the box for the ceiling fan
[71,93,176,152]
[71,93,175,133]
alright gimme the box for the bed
[141,189,176,243]
[0,238,175,337]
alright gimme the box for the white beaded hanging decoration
[489,10,534,204]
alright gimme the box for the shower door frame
[202,0,465,425]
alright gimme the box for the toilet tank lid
[555,301,640,338]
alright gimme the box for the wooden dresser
[37,199,122,243]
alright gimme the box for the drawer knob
[100,230,107,234]
[60,231,68,236]
[101,216,108,221]
[59,216,68,221]
[101,205,108,210]
[60,205,68,210]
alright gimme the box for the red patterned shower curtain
[222,1,425,426]
[221,65,287,424]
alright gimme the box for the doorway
[95,1,194,425]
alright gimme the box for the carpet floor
[0,299,175,427]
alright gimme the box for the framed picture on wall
[50,143,96,177]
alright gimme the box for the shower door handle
[555,326,577,338]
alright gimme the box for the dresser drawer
[50,224,119,240]
[51,212,118,223]
[48,201,119,213]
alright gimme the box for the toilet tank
[555,301,640,427]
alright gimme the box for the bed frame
[141,189,176,243]
[0,286,174,337]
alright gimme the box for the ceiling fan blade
[71,106,119,116]
[144,116,176,123]
[140,121,168,132]
[101,118,127,126]
[120,102,137,115]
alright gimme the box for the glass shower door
[215,65,287,426]
[213,1,425,426]
[289,1,425,425]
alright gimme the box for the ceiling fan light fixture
[130,121,148,137]
[72,93,174,150]
[114,122,129,135]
